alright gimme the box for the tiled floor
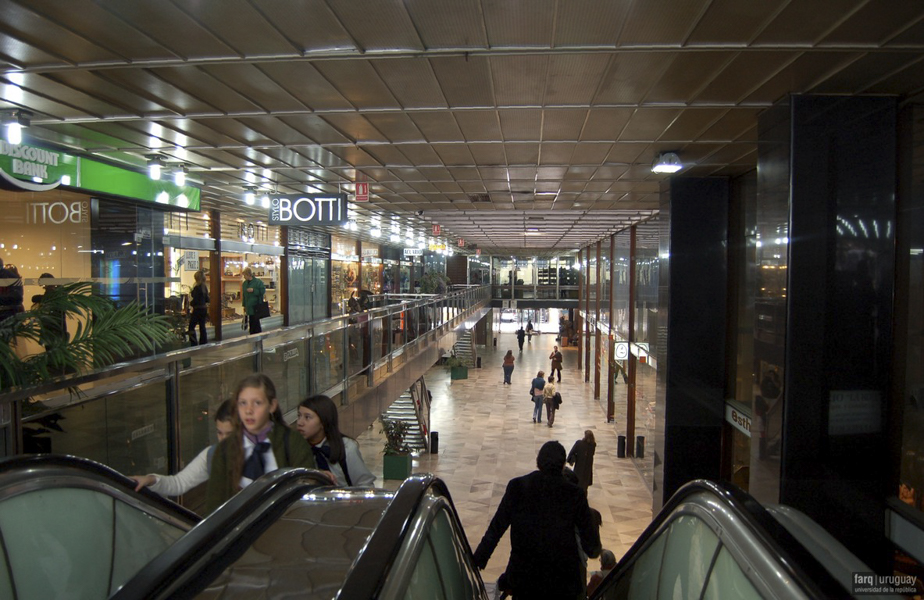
[355,331,654,585]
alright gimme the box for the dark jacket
[473,470,601,598]
[568,439,596,489]
[0,266,24,317]
[550,350,563,370]
[530,376,546,400]
[206,425,315,513]
[190,282,209,313]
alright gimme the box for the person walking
[525,319,534,342]
[530,371,546,423]
[473,441,601,599]
[549,345,563,382]
[188,269,209,346]
[516,327,526,352]
[241,266,266,335]
[543,374,558,427]
[502,350,515,384]
[567,430,596,491]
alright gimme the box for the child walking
[296,395,376,487]
[206,374,316,512]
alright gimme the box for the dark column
[775,95,897,571]
[655,177,730,509]
[209,210,221,341]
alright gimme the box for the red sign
[432,224,441,236]
[458,238,465,248]
[354,182,369,202]
[476,249,481,255]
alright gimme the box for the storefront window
[361,243,382,294]
[331,235,359,316]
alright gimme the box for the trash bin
[617,435,626,458]
[636,435,645,459]
[493,336,497,347]
[430,431,439,454]
[476,356,482,368]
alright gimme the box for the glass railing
[0,286,491,481]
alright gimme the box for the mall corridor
[353,330,654,585]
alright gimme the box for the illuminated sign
[268,194,348,226]
[26,199,89,225]
[404,248,423,256]
[0,141,78,191]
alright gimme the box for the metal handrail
[0,284,491,404]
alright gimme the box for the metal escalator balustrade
[381,377,433,454]
[111,471,488,600]
[0,455,200,600]
[590,480,874,599]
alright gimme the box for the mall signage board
[0,141,78,191]
[268,193,348,226]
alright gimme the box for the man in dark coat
[473,441,601,599]
[0,258,24,323]
[516,327,526,351]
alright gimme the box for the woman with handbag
[241,266,266,335]
[530,371,546,424]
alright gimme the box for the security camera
[416,210,424,216]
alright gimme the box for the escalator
[0,455,201,599]
[111,471,487,600]
[590,480,900,599]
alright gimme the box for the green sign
[80,158,200,211]
[0,141,78,190]
[0,141,200,210]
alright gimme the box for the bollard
[493,336,497,347]
[617,435,626,458]
[430,431,439,454]
[476,356,482,368]
[636,435,645,459]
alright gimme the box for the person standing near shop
[188,269,209,346]
[549,345,563,382]
[241,266,266,335]
[0,258,24,323]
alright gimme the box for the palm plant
[0,282,174,391]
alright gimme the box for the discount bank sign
[268,193,349,227]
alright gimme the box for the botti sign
[268,193,348,226]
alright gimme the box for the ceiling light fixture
[147,155,164,180]
[243,185,257,206]
[1,109,30,145]
[652,152,683,174]
[173,165,187,187]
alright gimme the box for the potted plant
[380,416,413,480]
[445,352,468,380]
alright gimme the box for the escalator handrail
[591,479,849,599]
[338,474,476,599]
[109,467,336,600]
[0,454,200,525]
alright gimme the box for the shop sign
[185,250,199,271]
[725,403,751,437]
[362,248,379,257]
[476,249,481,255]
[458,238,465,248]
[428,242,446,252]
[432,224,440,235]
[268,193,348,226]
[364,257,382,265]
[0,141,79,191]
[404,248,423,256]
[26,198,89,225]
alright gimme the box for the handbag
[254,300,271,319]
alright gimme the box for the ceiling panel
[5,0,923,255]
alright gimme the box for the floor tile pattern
[354,332,654,585]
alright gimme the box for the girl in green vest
[206,373,316,512]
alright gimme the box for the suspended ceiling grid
[1,0,923,257]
